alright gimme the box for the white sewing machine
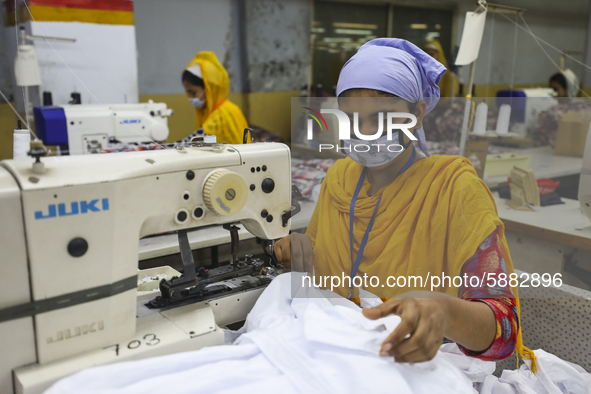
[0,140,294,393]
[496,88,558,136]
[33,101,172,155]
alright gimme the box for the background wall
[455,0,591,92]
[133,0,237,140]
[134,0,310,142]
[0,2,15,161]
[245,0,310,93]
[134,0,236,95]
[312,0,591,92]
[29,21,139,106]
[307,0,591,92]
[0,9,10,99]
[2,0,591,160]
[243,0,310,136]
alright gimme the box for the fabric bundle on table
[292,159,335,200]
[531,100,591,146]
[45,273,475,394]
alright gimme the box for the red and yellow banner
[4,0,134,26]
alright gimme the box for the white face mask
[343,114,418,168]
[342,132,407,167]
[189,96,206,109]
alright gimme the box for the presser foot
[146,256,272,309]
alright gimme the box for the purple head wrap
[336,38,446,156]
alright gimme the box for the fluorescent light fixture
[410,24,428,29]
[333,22,378,29]
[311,28,326,33]
[323,37,353,43]
[335,28,373,35]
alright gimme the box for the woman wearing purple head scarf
[276,39,533,369]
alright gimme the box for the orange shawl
[306,155,536,371]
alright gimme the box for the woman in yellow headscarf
[182,52,249,144]
[275,38,535,371]
[425,40,460,97]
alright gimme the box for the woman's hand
[363,297,449,363]
[274,233,314,273]
[363,294,497,362]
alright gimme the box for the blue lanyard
[348,148,416,300]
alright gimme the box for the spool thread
[496,104,511,136]
[473,102,488,135]
[13,130,31,159]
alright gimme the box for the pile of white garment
[46,272,476,394]
[479,350,591,394]
[45,272,591,394]
[438,344,591,393]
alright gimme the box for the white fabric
[44,273,591,394]
[342,135,405,168]
[439,343,496,384]
[45,273,475,394]
[437,341,591,394]
[479,350,591,394]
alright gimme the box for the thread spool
[496,104,511,136]
[13,129,31,159]
[473,101,488,135]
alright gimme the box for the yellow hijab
[185,52,249,144]
[425,41,459,97]
[306,154,536,371]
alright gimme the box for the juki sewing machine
[33,101,173,155]
[0,138,296,393]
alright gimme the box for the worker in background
[549,69,580,98]
[182,52,249,144]
[275,38,536,370]
[424,40,459,97]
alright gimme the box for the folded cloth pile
[530,100,591,147]
[45,273,475,394]
[292,159,335,199]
